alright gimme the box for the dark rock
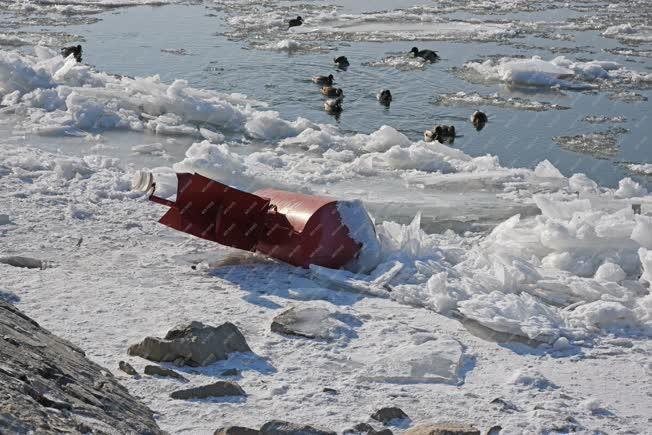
[128,321,250,366]
[221,368,241,377]
[170,381,245,400]
[118,360,138,376]
[144,365,187,381]
[214,426,260,435]
[322,387,337,394]
[0,301,162,434]
[0,256,44,269]
[343,423,393,435]
[404,424,480,435]
[490,397,519,413]
[260,420,336,435]
[371,407,409,424]
[487,425,502,435]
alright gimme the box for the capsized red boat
[133,171,381,273]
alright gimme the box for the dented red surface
[150,173,361,269]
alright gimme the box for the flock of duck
[61,29,488,146]
[288,16,488,144]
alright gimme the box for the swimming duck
[410,47,438,62]
[61,44,82,62]
[425,125,455,144]
[377,89,392,106]
[334,56,350,68]
[324,97,343,114]
[288,16,303,28]
[312,74,334,86]
[321,86,343,98]
[471,111,488,130]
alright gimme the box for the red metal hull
[149,173,364,270]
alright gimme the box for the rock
[144,365,187,381]
[371,407,409,424]
[0,301,162,434]
[118,360,138,376]
[344,423,393,435]
[170,381,245,400]
[0,256,44,269]
[490,397,519,412]
[128,321,250,366]
[487,426,502,435]
[214,426,260,435]
[221,368,240,376]
[363,338,463,384]
[322,387,337,394]
[270,306,348,339]
[404,424,480,435]
[259,420,336,435]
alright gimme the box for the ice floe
[462,55,652,89]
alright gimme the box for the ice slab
[361,337,463,384]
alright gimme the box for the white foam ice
[433,91,570,111]
[602,23,652,43]
[628,164,652,176]
[463,55,652,89]
[0,47,318,142]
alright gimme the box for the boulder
[214,426,260,435]
[221,368,241,377]
[0,301,162,434]
[0,256,45,269]
[343,422,393,434]
[404,424,480,435]
[118,360,138,376]
[371,407,409,424]
[362,338,463,384]
[128,321,250,366]
[271,306,348,339]
[259,420,336,435]
[144,365,187,381]
[170,381,245,400]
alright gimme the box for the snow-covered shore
[1,21,651,434]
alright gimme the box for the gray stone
[170,381,245,400]
[144,365,187,381]
[0,256,45,269]
[271,306,346,339]
[487,426,502,435]
[343,423,393,435]
[260,420,336,435]
[118,360,138,376]
[221,368,241,377]
[490,397,519,413]
[128,321,250,366]
[322,387,337,394]
[404,424,480,435]
[0,301,162,434]
[214,426,260,435]
[371,407,409,424]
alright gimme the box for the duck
[410,46,438,62]
[424,125,455,144]
[334,56,349,69]
[377,89,392,106]
[471,111,488,130]
[321,86,343,98]
[324,97,343,114]
[312,74,334,86]
[61,44,82,62]
[288,16,303,28]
